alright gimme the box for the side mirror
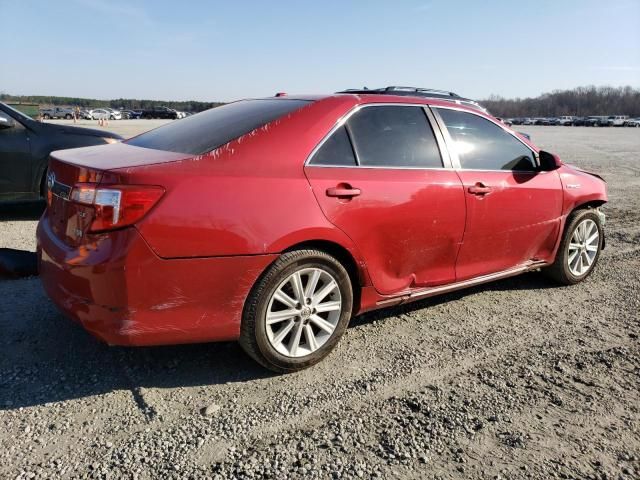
[0,114,15,129]
[538,150,562,171]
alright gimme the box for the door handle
[468,183,492,195]
[326,186,361,198]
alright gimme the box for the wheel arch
[572,199,606,211]
[280,239,367,316]
[552,199,608,261]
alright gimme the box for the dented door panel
[305,166,466,295]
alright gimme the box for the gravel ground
[0,126,639,479]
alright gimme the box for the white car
[105,108,123,120]
[557,116,574,126]
[624,118,640,127]
[90,108,122,120]
[608,115,628,126]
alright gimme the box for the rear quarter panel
[115,97,366,263]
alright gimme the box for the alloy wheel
[265,267,342,358]
[567,218,599,276]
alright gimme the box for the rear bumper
[37,215,277,346]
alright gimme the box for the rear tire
[239,249,353,373]
[544,209,603,285]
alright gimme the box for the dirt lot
[1,126,639,479]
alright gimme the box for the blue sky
[1,0,639,102]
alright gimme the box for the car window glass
[436,108,536,171]
[347,106,443,168]
[128,99,310,155]
[310,126,357,166]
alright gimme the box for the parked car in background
[522,118,534,125]
[105,108,123,120]
[495,117,512,126]
[0,102,121,202]
[37,91,607,372]
[121,110,142,119]
[40,107,75,120]
[624,118,640,127]
[79,110,93,120]
[140,106,178,119]
[578,117,599,127]
[90,108,121,120]
[558,116,574,126]
[608,115,628,126]
[534,118,555,125]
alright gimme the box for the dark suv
[140,106,178,120]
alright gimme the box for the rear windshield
[127,99,310,155]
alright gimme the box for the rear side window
[436,108,536,171]
[347,106,443,168]
[309,126,357,166]
[127,99,310,155]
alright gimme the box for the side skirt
[376,260,549,307]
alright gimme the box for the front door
[433,107,563,281]
[305,104,466,295]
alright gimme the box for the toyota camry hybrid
[37,88,608,372]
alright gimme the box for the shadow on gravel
[0,200,45,220]
[0,301,274,410]
[1,271,556,410]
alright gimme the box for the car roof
[262,93,489,116]
[267,88,489,114]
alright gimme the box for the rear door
[304,104,466,295]
[0,116,32,199]
[433,107,563,281]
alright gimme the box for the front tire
[545,209,603,285]
[239,249,353,373]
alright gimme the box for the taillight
[70,183,164,232]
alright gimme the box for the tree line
[3,85,639,117]
[0,93,224,112]
[482,86,640,118]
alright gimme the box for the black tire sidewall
[560,211,603,283]
[250,253,353,371]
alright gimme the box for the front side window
[347,106,443,168]
[436,108,536,171]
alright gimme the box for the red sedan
[37,91,607,372]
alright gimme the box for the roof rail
[382,86,460,98]
[336,86,462,98]
[335,86,489,114]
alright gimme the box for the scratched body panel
[36,93,608,349]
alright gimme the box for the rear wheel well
[282,240,362,312]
